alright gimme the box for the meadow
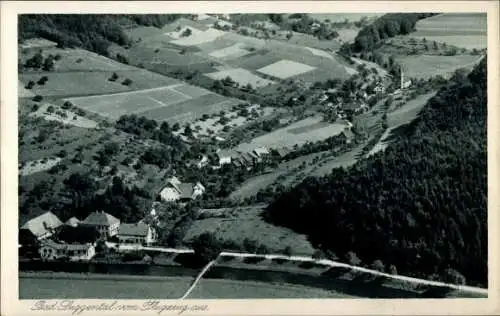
[205,68,276,87]
[186,278,344,299]
[19,274,192,299]
[411,13,487,49]
[21,47,136,72]
[367,92,436,157]
[20,69,180,98]
[235,116,347,152]
[184,205,315,255]
[395,54,483,79]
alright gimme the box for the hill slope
[265,57,487,287]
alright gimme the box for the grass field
[205,68,276,87]
[235,116,346,152]
[29,103,99,129]
[395,55,483,79]
[63,82,239,123]
[19,274,192,299]
[308,13,383,23]
[20,69,180,98]
[21,48,136,72]
[186,278,346,299]
[411,13,487,49]
[137,92,241,124]
[208,43,252,60]
[257,59,317,79]
[367,92,436,157]
[184,205,315,255]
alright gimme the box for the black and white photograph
[1,1,499,315]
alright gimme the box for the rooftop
[118,223,150,237]
[20,211,63,238]
[81,211,120,227]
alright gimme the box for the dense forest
[18,14,183,55]
[341,13,436,53]
[266,58,487,286]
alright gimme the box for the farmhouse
[80,211,120,238]
[253,147,270,158]
[39,240,96,261]
[159,176,206,202]
[117,223,156,246]
[19,211,63,241]
[216,149,237,166]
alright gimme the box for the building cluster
[19,210,157,262]
[197,146,292,171]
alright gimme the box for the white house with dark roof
[80,211,120,238]
[39,240,95,261]
[216,149,236,166]
[19,211,63,241]
[117,223,156,245]
[159,176,205,202]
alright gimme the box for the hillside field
[235,116,347,152]
[396,55,484,80]
[410,13,487,49]
[184,205,315,255]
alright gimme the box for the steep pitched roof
[217,149,237,159]
[254,147,270,156]
[118,223,150,237]
[82,211,120,227]
[20,211,63,238]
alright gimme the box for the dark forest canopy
[18,14,184,55]
[342,13,437,53]
[266,57,487,287]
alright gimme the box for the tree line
[265,58,487,287]
[18,14,185,56]
[341,13,437,53]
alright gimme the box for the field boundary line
[65,85,182,101]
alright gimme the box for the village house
[80,211,120,238]
[216,149,236,166]
[159,176,205,202]
[117,223,156,246]
[19,211,63,242]
[39,240,96,261]
[253,147,270,160]
[197,155,208,169]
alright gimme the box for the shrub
[283,246,293,256]
[32,95,43,102]
[31,104,39,112]
[46,105,55,113]
[62,101,73,110]
[109,72,119,82]
[122,78,133,86]
[25,81,35,89]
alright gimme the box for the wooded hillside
[266,57,487,286]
